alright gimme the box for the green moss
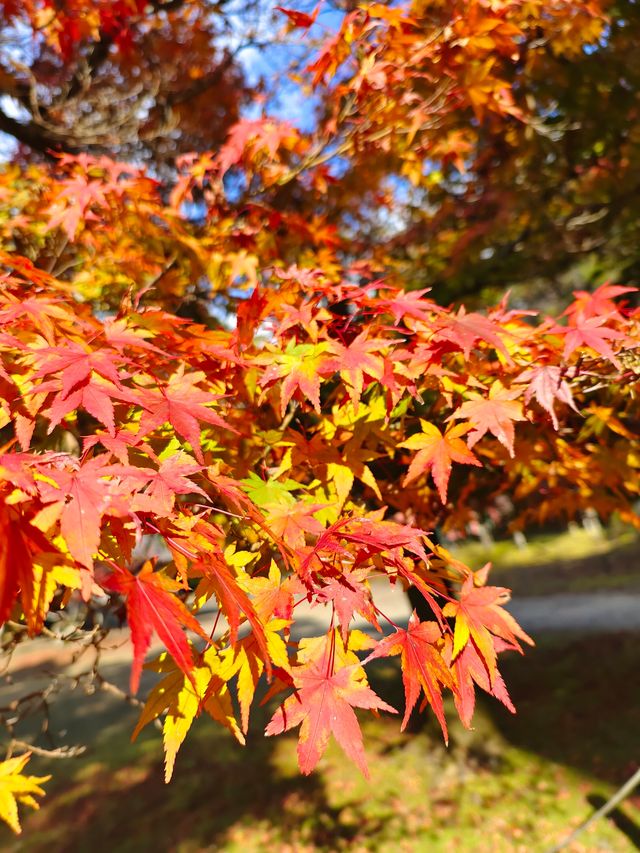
[452,527,640,597]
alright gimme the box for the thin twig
[547,765,640,853]
[9,739,86,760]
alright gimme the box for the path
[4,588,640,691]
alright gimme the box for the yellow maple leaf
[132,648,244,783]
[0,753,50,834]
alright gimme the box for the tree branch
[547,765,640,853]
[0,106,79,157]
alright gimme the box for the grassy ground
[2,630,640,852]
[452,526,640,597]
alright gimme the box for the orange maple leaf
[443,575,533,682]
[399,421,482,501]
[266,634,396,776]
[450,380,526,456]
[365,612,454,739]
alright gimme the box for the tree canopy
[0,0,638,833]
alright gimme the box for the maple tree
[0,0,638,835]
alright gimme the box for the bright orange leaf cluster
[0,0,638,811]
[0,240,638,780]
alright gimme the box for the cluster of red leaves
[1,1,147,59]
[0,233,638,777]
[0,0,637,786]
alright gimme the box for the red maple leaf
[83,428,143,465]
[555,314,625,368]
[40,375,139,436]
[324,519,444,623]
[443,575,533,681]
[0,500,58,634]
[137,370,236,463]
[35,456,120,571]
[433,306,512,360]
[565,283,637,321]
[187,523,271,674]
[327,331,388,404]
[450,380,526,456]
[517,365,578,429]
[102,561,210,694]
[122,454,207,517]
[275,5,319,28]
[217,118,295,176]
[399,421,482,502]
[266,646,396,776]
[0,295,73,345]
[365,612,454,739]
[46,175,111,240]
[313,567,380,639]
[32,342,125,395]
[102,317,164,354]
[376,287,436,325]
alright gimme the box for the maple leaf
[29,340,139,435]
[132,648,245,782]
[29,556,81,635]
[0,295,73,345]
[432,306,512,360]
[240,472,300,508]
[102,562,210,694]
[266,633,396,776]
[399,421,482,501]
[259,340,338,416]
[32,341,125,395]
[365,612,454,739]
[445,635,515,728]
[0,452,40,495]
[328,439,382,506]
[243,560,303,621]
[218,619,291,733]
[262,499,326,550]
[275,5,319,28]
[207,475,291,559]
[125,454,207,517]
[40,374,139,436]
[189,532,270,674]
[137,369,236,463]
[83,428,143,465]
[376,287,436,325]
[555,314,625,368]
[443,575,533,682]
[0,500,64,633]
[313,567,380,640]
[216,118,297,176]
[565,283,637,321]
[46,175,110,240]
[326,331,388,404]
[517,365,579,429]
[450,380,526,456]
[0,753,50,835]
[102,317,164,354]
[35,456,119,571]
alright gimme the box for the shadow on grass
[4,657,392,853]
[4,631,640,851]
[488,632,640,785]
[586,794,640,850]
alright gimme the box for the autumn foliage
[0,0,638,833]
